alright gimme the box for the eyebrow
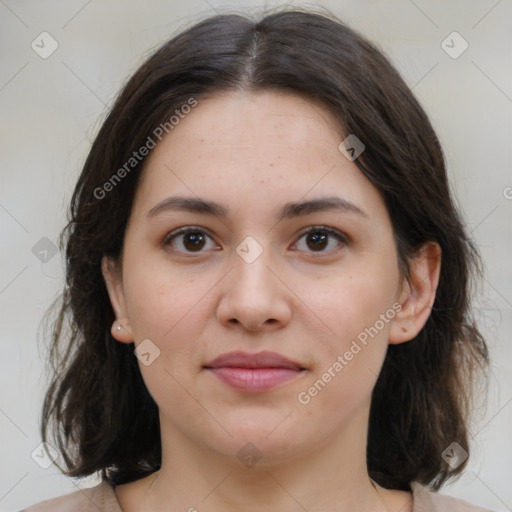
[146,195,368,221]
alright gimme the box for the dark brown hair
[41,8,488,491]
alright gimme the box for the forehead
[147,90,343,167]
[131,90,388,224]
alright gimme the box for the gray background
[1,1,511,511]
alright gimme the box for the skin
[102,90,441,512]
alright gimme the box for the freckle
[269,162,274,167]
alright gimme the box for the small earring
[116,324,122,331]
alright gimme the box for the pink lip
[204,350,306,392]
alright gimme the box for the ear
[101,255,134,343]
[389,242,442,345]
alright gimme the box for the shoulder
[411,482,494,512]
[20,481,122,512]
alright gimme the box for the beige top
[20,481,494,511]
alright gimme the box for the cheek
[296,281,396,420]
[122,254,212,340]
[121,264,221,401]
[122,264,214,402]
[300,260,399,345]
[297,254,399,397]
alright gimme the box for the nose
[215,249,293,333]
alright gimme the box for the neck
[134,407,390,512]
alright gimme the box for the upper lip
[204,350,304,370]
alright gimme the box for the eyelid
[295,225,348,242]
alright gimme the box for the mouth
[203,350,307,393]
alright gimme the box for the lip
[203,350,306,393]
[204,350,304,370]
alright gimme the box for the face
[103,90,417,467]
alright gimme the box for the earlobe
[389,242,442,345]
[101,255,134,344]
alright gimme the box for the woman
[22,9,490,512]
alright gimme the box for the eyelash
[163,225,348,256]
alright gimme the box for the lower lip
[206,367,304,392]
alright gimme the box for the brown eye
[164,228,216,253]
[293,227,346,253]
[182,231,206,251]
[306,231,328,251]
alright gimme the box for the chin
[212,420,309,465]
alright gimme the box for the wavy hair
[41,8,488,491]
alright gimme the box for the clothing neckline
[106,480,421,512]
